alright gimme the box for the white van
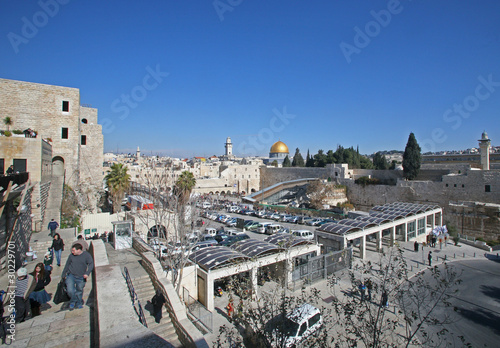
[256,222,272,234]
[271,303,323,347]
[291,230,314,241]
[265,224,284,235]
[204,227,217,237]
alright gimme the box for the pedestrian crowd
[2,233,94,323]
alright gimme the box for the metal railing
[124,267,148,328]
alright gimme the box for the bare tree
[328,247,463,347]
[131,163,198,292]
[215,263,334,348]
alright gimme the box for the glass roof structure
[232,239,283,258]
[265,233,315,248]
[318,202,441,236]
[189,246,250,271]
[189,234,315,271]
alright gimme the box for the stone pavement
[0,227,91,347]
[203,239,494,345]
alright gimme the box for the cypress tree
[291,148,305,167]
[402,132,422,180]
[282,155,291,167]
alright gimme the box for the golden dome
[270,140,289,154]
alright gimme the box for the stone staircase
[130,274,183,348]
[42,176,64,229]
[9,233,91,347]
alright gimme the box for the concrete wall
[260,167,329,188]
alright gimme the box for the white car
[291,230,314,241]
[270,303,323,347]
[256,222,272,234]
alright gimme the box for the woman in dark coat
[151,289,166,323]
[29,263,51,316]
[51,233,64,267]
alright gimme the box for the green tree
[373,152,389,170]
[291,148,305,167]
[282,155,291,167]
[105,163,131,213]
[174,171,196,204]
[314,150,327,167]
[3,116,13,131]
[402,132,422,180]
[305,149,314,167]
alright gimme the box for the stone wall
[0,78,104,212]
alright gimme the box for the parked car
[265,224,285,235]
[306,218,323,226]
[204,227,217,237]
[219,233,250,246]
[291,230,314,240]
[191,240,218,252]
[214,233,230,244]
[286,216,300,223]
[225,229,243,236]
[267,303,323,348]
[256,222,272,234]
[244,221,260,231]
[317,218,335,226]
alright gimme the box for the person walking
[12,268,36,322]
[226,299,234,319]
[151,289,166,324]
[365,279,373,301]
[51,233,64,267]
[6,165,14,175]
[381,291,389,308]
[48,219,59,237]
[428,251,433,266]
[71,235,89,251]
[29,263,51,317]
[61,243,94,310]
[358,282,366,302]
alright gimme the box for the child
[43,249,53,272]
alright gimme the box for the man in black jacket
[62,244,94,310]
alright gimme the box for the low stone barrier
[133,235,209,348]
[459,238,492,252]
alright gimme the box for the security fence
[291,248,353,290]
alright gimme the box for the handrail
[123,266,148,328]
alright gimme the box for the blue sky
[1,0,499,158]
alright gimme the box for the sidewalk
[203,240,492,345]
[0,227,92,347]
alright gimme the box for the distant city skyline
[1,1,499,158]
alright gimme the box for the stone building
[0,78,104,219]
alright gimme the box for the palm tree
[3,117,13,131]
[174,171,196,204]
[105,163,131,213]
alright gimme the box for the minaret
[478,131,491,170]
[136,146,141,163]
[225,137,233,156]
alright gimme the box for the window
[462,184,464,188]
[485,185,491,192]
[298,323,307,336]
[308,313,321,327]
[81,118,88,124]
[62,101,69,112]
[0,159,4,175]
[454,184,457,187]
[13,159,27,173]
[445,184,448,187]
[81,135,87,145]
[62,127,68,139]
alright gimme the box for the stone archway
[52,156,65,177]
